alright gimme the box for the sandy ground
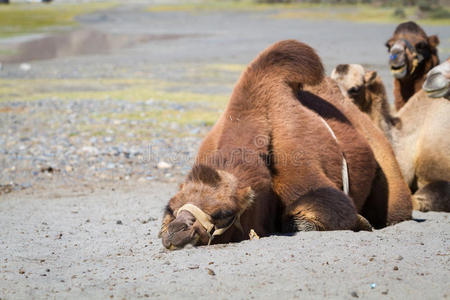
[1,2,450,299]
[0,183,449,299]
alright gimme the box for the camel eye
[164,204,174,216]
[385,41,392,51]
[211,209,235,221]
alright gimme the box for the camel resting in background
[423,57,450,100]
[331,64,397,142]
[385,21,440,110]
[332,64,450,212]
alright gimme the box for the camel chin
[390,64,407,79]
[424,86,448,99]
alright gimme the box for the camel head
[331,64,378,111]
[423,58,450,99]
[385,21,439,80]
[159,164,254,250]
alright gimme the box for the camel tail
[247,39,324,86]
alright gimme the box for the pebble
[80,146,99,155]
[20,63,31,71]
[157,161,173,169]
[206,268,215,276]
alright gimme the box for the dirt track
[1,2,449,299]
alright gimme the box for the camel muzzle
[176,203,243,246]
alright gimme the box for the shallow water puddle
[0,29,198,63]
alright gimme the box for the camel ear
[385,39,392,51]
[364,71,377,86]
[236,187,255,212]
[428,35,440,48]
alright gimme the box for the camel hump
[248,39,324,85]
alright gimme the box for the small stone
[370,283,376,289]
[393,266,398,271]
[20,63,31,72]
[19,268,25,274]
[206,268,215,276]
[80,146,99,155]
[351,291,358,298]
[188,265,199,269]
[157,161,172,169]
[249,229,260,240]
[116,220,123,225]
[65,165,73,172]
[106,163,116,169]
[382,290,389,295]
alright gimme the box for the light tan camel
[332,64,450,212]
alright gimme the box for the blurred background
[0,0,449,194]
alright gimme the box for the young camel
[423,57,450,100]
[159,40,412,250]
[332,64,450,212]
[386,21,440,110]
[331,64,397,142]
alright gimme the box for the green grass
[275,5,450,25]
[0,78,228,108]
[99,109,220,127]
[0,2,117,37]
[147,0,450,25]
[0,77,226,131]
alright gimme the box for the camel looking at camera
[423,57,450,100]
[332,63,450,212]
[385,21,439,110]
[159,40,412,250]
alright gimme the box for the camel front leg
[281,187,372,233]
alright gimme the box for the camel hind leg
[281,187,372,233]
[412,181,450,212]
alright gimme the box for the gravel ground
[0,2,449,299]
[1,2,449,192]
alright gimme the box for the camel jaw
[424,85,449,99]
[390,64,407,79]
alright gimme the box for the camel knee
[282,187,360,232]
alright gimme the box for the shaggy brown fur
[159,40,412,249]
[333,64,450,212]
[386,21,440,110]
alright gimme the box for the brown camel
[332,64,450,212]
[423,57,450,100]
[386,21,439,110]
[159,40,412,250]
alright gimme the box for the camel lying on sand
[332,64,450,212]
[386,21,439,110]
[423,58,450,100]
[159,40,412,250]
